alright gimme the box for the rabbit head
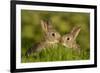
[61,26,81,49]
[41,20,61,44]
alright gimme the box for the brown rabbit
[25,20,61,57]
[61,26,81,53]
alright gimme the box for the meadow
[21,10,90,63]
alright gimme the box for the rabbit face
[61,26,81,49]
[61,34,74,48]
[46,30,61,44]
[41,20,61,44]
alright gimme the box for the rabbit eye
[52,33,55,37]
[67,37,70,40]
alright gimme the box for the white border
[16,4,95,69]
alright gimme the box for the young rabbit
[61,26,81,53]
[25,20,61,57]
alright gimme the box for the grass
[21,45,90,63]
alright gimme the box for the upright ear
[41,20,49,32]
[71,26,81,40]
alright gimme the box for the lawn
[21,44,90,63]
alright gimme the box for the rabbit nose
[59,37,62,43]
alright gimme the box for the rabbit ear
[41,20,53,32]
[71,26,81,40]
[41,20,49,32]
[71,26,78,33]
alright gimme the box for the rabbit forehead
[47,28,60,35]
[64,34,73,39]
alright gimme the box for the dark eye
[52,33,55,37]
[67,37,70,40]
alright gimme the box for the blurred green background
[21,10,90,63]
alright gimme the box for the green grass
[21,45,90,63]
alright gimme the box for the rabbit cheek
[61,36,73,48]
[50,32,60,43]
[61,38,68,47]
